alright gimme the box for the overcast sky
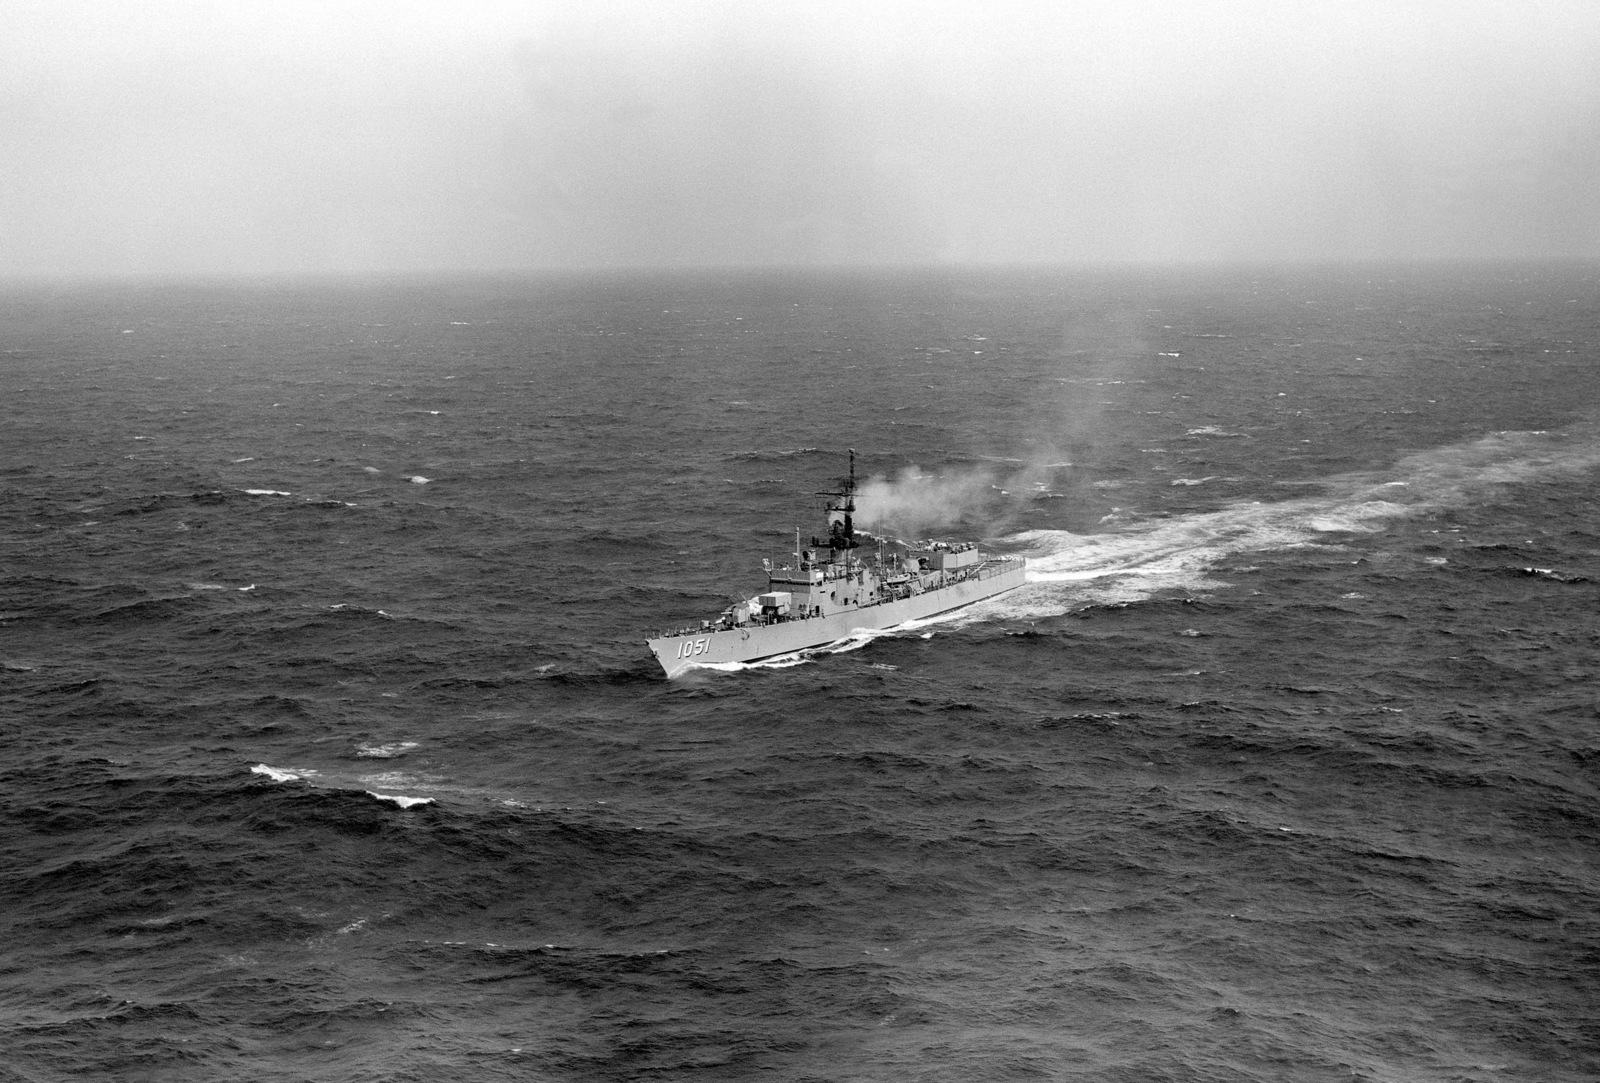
[4,0,1599,276]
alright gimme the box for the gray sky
[5,0,1599,275]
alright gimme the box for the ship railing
[657,608,828,638]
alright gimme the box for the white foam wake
[989,428,1600,620]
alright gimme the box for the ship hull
[648,562,1026,677]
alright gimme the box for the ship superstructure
[647,451,1026,677]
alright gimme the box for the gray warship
[648,452,1027,677]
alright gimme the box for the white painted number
[677,638,711,658]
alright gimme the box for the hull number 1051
[676,637,712,658]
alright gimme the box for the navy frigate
[648,452,1027,677]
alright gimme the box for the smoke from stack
[853,466,1000,539]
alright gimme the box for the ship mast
[842,448,856,543]
[815,448,859,559]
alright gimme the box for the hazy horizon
[6,0,1600,278]
[8,254,1600,289]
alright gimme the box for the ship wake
[980,427,1600,622]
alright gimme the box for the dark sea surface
[2,264,1598,1082]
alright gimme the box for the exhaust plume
[854,465,1000,539]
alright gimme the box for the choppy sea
[2,264,1598,1082]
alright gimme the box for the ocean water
[1,264,1597,1082]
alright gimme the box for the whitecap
[408,476,430,484]
[252,764,301,783]
[367,792,434,809]
[242,489,290,496]
[356,742,419,759]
